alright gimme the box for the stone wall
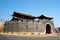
[4,19,55,34]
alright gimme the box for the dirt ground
[0,34,60,40]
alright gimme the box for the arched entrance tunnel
[46,24,51,34]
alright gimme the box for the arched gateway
[4,12,55,34]
[46,24,51,34]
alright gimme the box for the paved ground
[0,34,60,40]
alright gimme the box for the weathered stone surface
[4,19,55,34]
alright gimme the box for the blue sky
[0,0,60,27]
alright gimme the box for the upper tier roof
[12,12,53,20]
[12,12,36,17]
[12,12,36,20]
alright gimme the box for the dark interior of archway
[46,24,51,34]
